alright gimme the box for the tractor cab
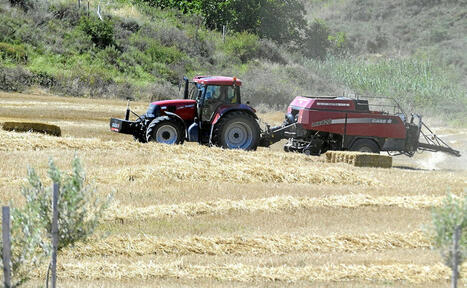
[186,76,242,123]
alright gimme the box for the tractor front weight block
[110,118,135,135]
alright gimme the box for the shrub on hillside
[149,79,180,101]
[255,38,288,64]
[328,32,352,56]
[237,61,340,108]
[142,0,307,44]
[223,32,259,63]
[62,28,94,54]
[0,65,33,91]
[0,15,28,43]
[48,2,83,25]
[50,67,115,98]
[8,0,34,11]
[79,16,114,48]
[0,42,28,63]
[301,19,331,60]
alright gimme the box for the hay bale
[325,151,392,168]
[2,121,61,137]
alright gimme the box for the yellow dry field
[0,91,466,287]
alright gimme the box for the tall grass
[309,56,466,123]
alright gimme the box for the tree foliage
[142,0,306,44]
[301,19,331,60]
[25,156,111,250]
[1,204,49,287]
[1,156,110,286]
[8,0,34,12]
[79,16,115,49]
[430,192,466,267]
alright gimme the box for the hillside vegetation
[0,0,465,123]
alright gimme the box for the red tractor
[110,76,261,150]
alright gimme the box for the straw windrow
[105,194,445,221]
[63,231,431,257]
[34,261,466,283]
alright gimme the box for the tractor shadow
[392,165,430,171]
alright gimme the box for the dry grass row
[326,151,392,168]
[36,261,466,283]
[63,231,430,257]
[106,194,444,221]
[0,130,379,186]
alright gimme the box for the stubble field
[0,91,466,287]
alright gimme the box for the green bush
[0,16,28,43]
[23,156,111,250]
[79,16,115,48]
[8,0,34,11]
[0,65,33,91]
[0,203,48,287]
[302,19,331,60]
[0,42,28,63]
[328,32,352,56]
[223,32,259,63]
[141,0,307,44]
[0,156,111,287]
[429,192,466,266]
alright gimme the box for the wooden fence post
[51,183,59,288]
[451,225,461,288]
[2,206,11,288]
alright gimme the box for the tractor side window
[229,86,240,104]
[189,86,198,100]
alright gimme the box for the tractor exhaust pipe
[183,76,189,99]
[125,100,130,121]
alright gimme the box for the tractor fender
[164,111,187,137]
[211,105,258,126]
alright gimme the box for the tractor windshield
[204,85,240,104]
[201,85,241,121]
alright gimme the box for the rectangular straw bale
[2,122,61,136]
[325,151,392,168]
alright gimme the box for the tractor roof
[192,76,242,86]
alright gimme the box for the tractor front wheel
[146,116,183,144]
[214,111,260,150]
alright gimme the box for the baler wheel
[146,116,183,144]
[350,139,380,153]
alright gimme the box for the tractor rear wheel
[214,111,260,150]
[146,116,183,144]
[350,139,380,153]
